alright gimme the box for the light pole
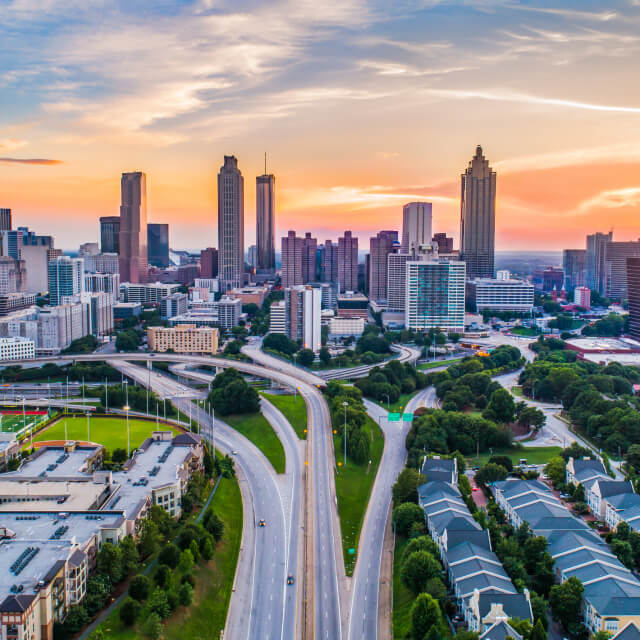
[342,401,348,466]
[146,361,150,416]
[105,379,108,413]
[124,379,130,457]
[86,411,90,443]
[163,398,166,420]
[384,393,390,409]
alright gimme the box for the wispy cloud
[0,157,62,165]
[576,187,640,213]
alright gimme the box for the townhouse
[566,456,609,487]
[418,458,532,636]
[0,431,204,640]
[492,478,640,636]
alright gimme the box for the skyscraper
[247,244,258,269]
[148,223,170,268]
[387,253,411,312]
[433,233,454,254]
[402,203,432,254]
[338,230,358,293]
[256,173,275,273]
[119,172,148,283]
[0,209,12,231]
[627,258,640,341]
[100,216,120,254]
[200,247,218,278]
[563,249,586,290]
[302,233,317,283]
[281,231,303,289]
[322,241,338,284]
[217,156,244,290]
[369,230,398,302]
[604,240,640,300]
[48,256,84,305]
[460,146,496,279]
[586,231,612,294]
[405,259,466,331]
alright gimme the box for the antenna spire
[264,152,267,175]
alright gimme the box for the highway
[242,345,345,640]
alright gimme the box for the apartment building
[147,324,219,354]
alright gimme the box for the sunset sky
[1,0,640,251]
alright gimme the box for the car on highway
[472,487,479,492]
[258,519,266,527]
[232,450,238,455]
[287,575,295,585]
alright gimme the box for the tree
[119,597,142,626]
[319,347,331,366]
[178,582,194,606]
[142,612,163,639]
[200,536,214,560]
[159,544,181,569]
[593,632,613,640]
[544,457,566,487]
[63,606,89,633]
[392,469,426,505]
[483,388,516,423]
[549,576,583,629]
[129,574,151,601]
[392,502,425,536]
[475,463,508,486]
[112,448,128,463]
[410,593,443,639]
[138,520,162,558]
[154,564,173,589]
[178,549,195,574]
[488,455,513,472]
[519,407,546,432]
[626,444,640,471]
[96,541,122,583]
[120,535,140,576]
[400,551,442,594]
[402,536,440,562]
[203,509,225,542]
[148,587,171,619]
[297,348,315,367]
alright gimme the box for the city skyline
[2,1,640,250]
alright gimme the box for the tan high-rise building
[338,231,358,293]
[119,172,148,283]
[369,230,398,302]
[147,324,219,354]
[402,203,432,254]
[256,173,275,273]
[281,231,304,289]
[218,156,244,291]
[460,146,496,279]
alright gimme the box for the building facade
[402,202,432,254]
[574,286,591,309]
[369,230,398,303]
[256,173,275,273]
[460,146,496,279]
[281,231,303,289]
[284,286,322,352]
[119,172,148,283]
[605,240,640,301]
[217,156,244,291]
[119,282,180,304]
[0,336,35,360]
[433,233,454,254]
[387,253,411,312]
[405,260,466,331]
[337,231,358,293]
[586,231,613,294]
[84,272,120,302]
[83,253,119,274]
[302,233,317,283]
[470,277,534,313]
[147,223,170,268]
[200,247,218,279]
[148,324,218,354]
[100,216,120,254]
[322,241,338,284]
[48,256,84,306]
[0,209,11,231]
[160,293,188,320]
[628,258,640,341]
[563,249,586,291]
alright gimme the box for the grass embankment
[261,392,308,439]
[32,416,178,450]
[417,357,463,370]
[91,475,243,640]
[224,413,286,474]
[371,393,415,414]
[333,415,384,576]
[467,445,562,467]
[393,537,415,639]
[511,327,538,337]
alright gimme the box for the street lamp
[86,411,91,443]
[342,401,348,466]
[384,393,390,408]
[124,379,130,457]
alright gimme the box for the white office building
[216,296,242,330]
[83,253,120,274]
[269,301,286,334]
[284,286,322,352]
[120,282,180,304]
[0,336,35,360]
[328,316,365,338]
[161,293,188,320]
[405,260,466,331]
[470,277,535,313]
[85,272,120,302]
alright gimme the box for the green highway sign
[348,548,356,555]
[388,413,401,422]
[402,413,414,422]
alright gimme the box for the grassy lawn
[261,392,308,439]
[91,474,243,640]
[333,415,384,576]
[417,357,463,370]
[467,445,562,467]
[371,393,415,414]
[511,386,524,397]
[393,536,415,639]
[224,412,286,474]
[511,326,538,337]
[32,416,178,451]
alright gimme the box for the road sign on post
[402,413,414,422]
[388,413,401,422]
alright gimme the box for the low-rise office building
[468,277,534,313]
[120,282,180,305]
[0,337,35,361]
[147,324,219,354]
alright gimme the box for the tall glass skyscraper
[217,156,244,290]
[148,223,170,268]
[100,216,120,254]
[256,173,275,273]
[48,256,84,305]
[460,146,496,279]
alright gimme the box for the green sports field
[0,412,49,434]
[32,416,179,451]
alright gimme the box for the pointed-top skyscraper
[218,155,244,290]
[460,146,496,279]
[256,159,275,274]
[119,171,148,283]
